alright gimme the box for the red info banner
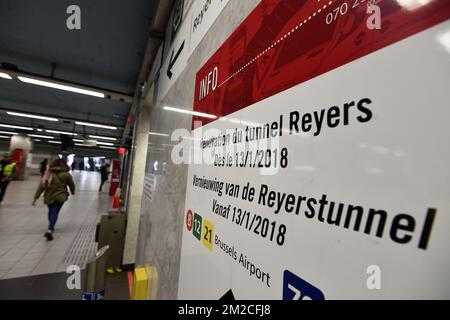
[193,0,450,128]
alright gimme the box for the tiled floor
[0,171,112,280]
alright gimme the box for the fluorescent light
[163,106,217,119]
[0,131,18,135]
[96,141,114,146]
[74,143,90,147]
[73,139,84,143]
[228,118,262,127]
[18,76,105,98]
[34,139,42,142]
[75,122,117,130]
[0,135,10,139]
[396,0,431,10]
[0,72,12,80]
[48,141,61,144]
[0,124,33,131]
[6,111,59,122]
[99,146,116,150]
[89,135,117,141]
[438,30,450,54]
[149,131,169,137]
[29,134,54,139]
[46,130,77,136]
[182,136,200,141]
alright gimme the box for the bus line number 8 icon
[186,210,193,231]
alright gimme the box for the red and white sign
[109,159,122,196]
[193,0,450,127]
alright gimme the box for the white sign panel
[178,1,450,299]
[188,0,230,54]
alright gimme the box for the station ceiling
[0,0,157,152]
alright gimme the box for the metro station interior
[0,0,449,303]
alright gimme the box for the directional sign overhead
[188,0,230,53]
[171,0,185,43]
[157,1,190,101]
[167,40,185,79]
[156,0,231,101]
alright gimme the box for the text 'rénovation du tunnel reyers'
[192,97,437,250]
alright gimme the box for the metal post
[82,245,109,300]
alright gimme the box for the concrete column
[122,85,153,267]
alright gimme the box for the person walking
[99,164,110,192]
[32,159,75,241]
[39,158,48,177]
[0,152,16,204]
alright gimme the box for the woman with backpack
[32,159,75,241]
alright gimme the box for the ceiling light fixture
[75,122,117,130]
[18,76,105,98]
[438,30,450,55]
[0,124,33,131]
[48,141,62,144]
[28,134,54,139]
[396,0,431,11]
[149,131,170,137]
[99,146,116,150]
[0,131,18,135]
[0,135,10,139]
[96,141,114,146]
[163,106,217,119]
[6,111,59,122]
[46,130,78,136]
[0,72,12,80]
[89,135,117,141]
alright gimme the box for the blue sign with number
[283,270,325,300]
[94,290,105,300]
[82,292,94,300]
[82,290,105,300]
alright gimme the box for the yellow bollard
[145,265,159,300]
[131,266,148,300]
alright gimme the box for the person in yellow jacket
[0,152,16,204]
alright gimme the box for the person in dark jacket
[39,159,48,177]
[0,152,16,204]
[32,159,75,241]
[98,164,110,192]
